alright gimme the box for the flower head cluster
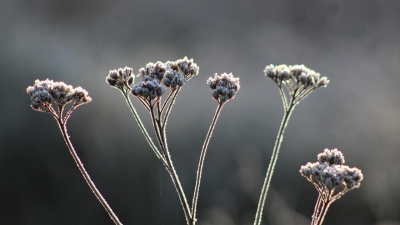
[130,58,199,101]
[106,67,134,91]
[265,64,329,88]
[317,148,345,165]
[27,79,92,112]
[162,57,199,90]
[167,56,199,81]
[163,68,186,89]
[300,149,363,191]
[207,73,240,104]
[137,61,166,81]
[131,62,166,102]
[264,64,329,103]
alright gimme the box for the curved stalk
[254,102,295,225]
[191,103,223,225]
[56,118,122,225]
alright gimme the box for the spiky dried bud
[207,73,240,104]
[106,67,134,91]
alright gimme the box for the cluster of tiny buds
[317,148,345,165]
[130,57,199,101]
[106,67,134,91]
[300,149,363,191]
[264,64,329,90]
[207,73,240,104]
[27,79,92,112]
[167,56,199,81]
[131,62,166,101]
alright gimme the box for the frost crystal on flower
[106,67,134,91]
[207,73,240,104]
[27,79,92,113]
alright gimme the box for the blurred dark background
[1,0,399,224]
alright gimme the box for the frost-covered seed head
[173,56,199,81]
[106,67,134,91]
[264,64,329,89]
[300,149,363,192]
[73,86,92,104]
[207,73,240,104]
[131,78,166,100]
[50,81,75,106]
[27,79,92,112]
[163,69,186,89]
[26,79,54,112]
[317,148,345,165]
[342,167,364,189]
[137,62,166,81]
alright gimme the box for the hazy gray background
[1,0,399,224]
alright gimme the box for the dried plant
[26,79,122,225]
[300,149,364,225]
[26,60,364,225]
[106,57,240,225]
[254,64,329,225]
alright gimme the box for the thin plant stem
[191,103,223,225]
[122,91,167,167]
[311,195,324,225]
[254,101,295,225]
[162,88,180,130]
[149,105,193,225]
[312,198,333,225]
[56,118,122,225]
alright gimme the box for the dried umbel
[131,62,167,104]
[163,57,199,90]
[300,149,363,225]
[207,73,240,104]
[264,64,329,106]
[106,67,134,91]
[317,148,345,165]
[26,79,91,113]
[168,56,199,81]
